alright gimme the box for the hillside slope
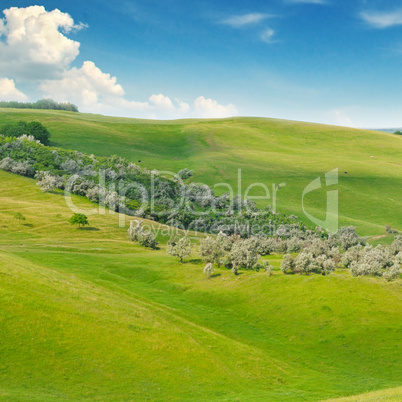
[0,170,401,400]
[1,108,401,235]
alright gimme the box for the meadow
[0,169,401,400]
[1,108,401,400]
[1,108,401,236]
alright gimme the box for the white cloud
[221,13,272,28]
[193,96,238,118]
[41,61,237,118]
[175,98,190,114]
[334,110,355,127]
[260,28,276,43]
[40,61,124,107]
[360,9,402,29]
[149,93,175,111]
[0,6,83,79]
[0,6,238,120]
[40,61,142,114]
[0,77,28,100]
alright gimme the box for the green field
[1,109,401,400]
[0,170,401,400]
[1,108,401,235]
[326,386,402,401]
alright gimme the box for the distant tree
[167,236,192,262]
[69,213,89,229]
[394,130,402,135]
[0,99,78,112]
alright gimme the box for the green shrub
[69,213,89,229]
[1,121,50,145]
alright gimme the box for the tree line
[127,221,401,281]
[1,134,399,282]
[0,99,78,112]
[0,134,302,237]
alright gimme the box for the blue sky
[0,0,402,127]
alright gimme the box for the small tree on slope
[69,213,89,229]
[167,237,192,262]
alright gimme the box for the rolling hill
[1,108,401,236]
[0,169,401,400]
[0,109,401,399]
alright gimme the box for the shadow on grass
[23,223,34,228]
[80,227,100,231]
[47,189,64,196]
[210,273,221,278]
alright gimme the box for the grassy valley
[0,169,401,400]
[1,2,401,401]
[0,109,401,400]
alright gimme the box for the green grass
[326,386,402,401]
[367,234,399,247]
[0,170,401,400]
[1,108,401,236]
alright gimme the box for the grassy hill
[1,108,401,235]
[0,169,401,400]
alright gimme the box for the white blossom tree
[203,263,214,279]
[199,236,225,266]
[36,171,58,192]
[128,220,158,249]
[167,236,192,262]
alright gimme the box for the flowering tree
[167,236,192,262]
[203,263,214,279]
[128,220,158,249]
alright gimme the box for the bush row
[0,135,307,236]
